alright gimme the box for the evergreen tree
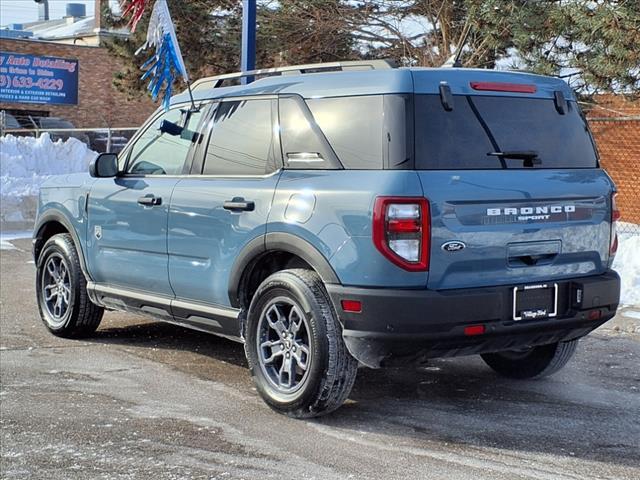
[350,0,639,95]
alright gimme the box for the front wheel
[244,269,358,418]
[36,233,104,338]
[481,340,579,379]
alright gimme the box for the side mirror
[89,153,118,178]
[159,119,183,136]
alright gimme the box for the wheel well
[238,251,313,310]
[34,221,69,261]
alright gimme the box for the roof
[18,16,127,41]
[24,16,96,39]
[171,67,575,107]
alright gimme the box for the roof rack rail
[189,59,396,92]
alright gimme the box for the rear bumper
[327,270,620,367]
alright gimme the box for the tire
[481,340,579,379]
[36,233,103,338]
[244,269,358,418]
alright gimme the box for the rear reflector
[464,325,485,336]
[470,82,537,94]
[341,300,362,313]
[588,310,602,321]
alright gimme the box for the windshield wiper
[488,151,541,167]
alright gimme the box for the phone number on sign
[0,74,64,91]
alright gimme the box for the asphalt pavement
[1,238,639,480]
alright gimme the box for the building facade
[1,37,156,129]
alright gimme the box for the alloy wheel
[256,297,312,394]
[41,254,71,325]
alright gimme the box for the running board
[87,282,242,341]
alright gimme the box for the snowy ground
[1,134,97,224]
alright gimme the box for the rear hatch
[411,70,614,290]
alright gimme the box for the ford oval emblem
[442,241,466,252]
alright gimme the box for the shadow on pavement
[89,317,640,469]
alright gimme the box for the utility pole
[241,0,257,84]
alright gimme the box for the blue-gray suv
[33,60,621,417]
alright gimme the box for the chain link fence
[588,115,640,236]
[1,111,137,154]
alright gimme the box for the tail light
[610,193,620,257]
[373,197,430,271]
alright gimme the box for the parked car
[91,133,131,154]
[1,111,22,130]
[33,61,620,417]
[37,117,90,146]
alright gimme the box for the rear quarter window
[306,96,384,169]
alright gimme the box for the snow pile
[1,133,97,222]
[613,228,640,307]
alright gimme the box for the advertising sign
[0,52,79,105]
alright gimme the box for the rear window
[415,94,598,169]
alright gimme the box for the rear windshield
[415,94,598,169]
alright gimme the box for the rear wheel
[245,269,358,418]
[481,340,578,379]
[36,233,103,338]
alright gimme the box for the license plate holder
[512,283,558,321]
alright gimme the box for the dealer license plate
[512,283,558,321]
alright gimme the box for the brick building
[587,96,640,225]
[0,37,155,129]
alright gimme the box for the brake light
[373,197,430,271]
[610,193,620,257]
[470,82,537,94]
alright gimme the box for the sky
[0,0,120,27]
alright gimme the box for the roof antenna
[185,79,198,112]
[442,25,472,68]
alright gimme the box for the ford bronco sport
[33,60,621,418]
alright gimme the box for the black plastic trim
[88,282,242,340]
[227,236,267,308]
[327,270,620,367]
[33,211,91,280]
[265,232,340,284]
[227,232,340,308]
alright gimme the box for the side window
[127,107,204,175]
[202,99,276,175]
[279,96,339,169]
[306,95,384,169]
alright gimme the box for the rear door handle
[223,197,255,212]
[138,194,162,206]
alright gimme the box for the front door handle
[138,194,162,206]
[223,197,255,212]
